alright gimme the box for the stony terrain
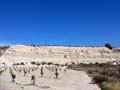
[0,64,100,90]
[0,45,120,90]
[0,45,120,65]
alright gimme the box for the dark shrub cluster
[99,84,112,90]
[93,75,108,84]
[105,43,113,50]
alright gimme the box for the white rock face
[0,45,120,65]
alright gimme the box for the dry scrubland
[0,45,120,90]
[68,63,120,90]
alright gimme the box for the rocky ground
[0,45,120,90]
[0,65,100,90]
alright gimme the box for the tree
[105,43,113,50]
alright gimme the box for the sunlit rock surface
[0,45,120,65]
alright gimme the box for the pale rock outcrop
[0,45,120,65]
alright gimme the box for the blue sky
[0,0,120,47]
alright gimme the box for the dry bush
[92,75,108,84]
[101,82,120,90]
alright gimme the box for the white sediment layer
[0,45,120,65]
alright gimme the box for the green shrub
[100,84,112,90]
[92,75,108,84]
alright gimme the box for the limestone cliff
[0,45,120,65]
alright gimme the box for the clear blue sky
[0,0,120,47]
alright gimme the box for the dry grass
[101,82,120,90]
[68,63,120,90]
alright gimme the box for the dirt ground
[0,66,100,90]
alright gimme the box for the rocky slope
[0,46,9,57]
[0,45,120,65]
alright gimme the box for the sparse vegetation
[68,63,120,90]
[92,75,108,84]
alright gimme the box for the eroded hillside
[0,45,120,65]
[0,46,10,57]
